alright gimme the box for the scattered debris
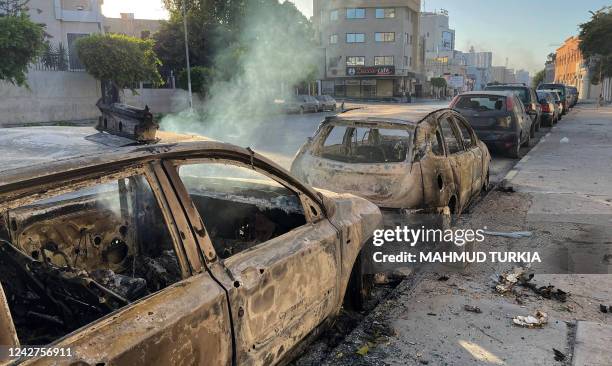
[484,230,532,239]
[497,185,515,193]
[464,305,482,313]
[522,283,568,302]
[603,254,612,263]
[356,343,371,356]
[495,267,569,303]
[426,312,437,316]
[553,348,566,362]
[600,304,608,313]
[513,310,548,328]
[560,137,569,143]
[437,275,449,281]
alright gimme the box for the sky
[101,0,610,74]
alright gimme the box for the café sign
[346,66,395,76]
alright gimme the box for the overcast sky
[102,0,609,74]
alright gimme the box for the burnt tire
[343,252,373,311]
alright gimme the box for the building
[515,69,530,86]
[490,66,516,84]
[555,36,601,100]
[27,0,104,70]
[103,13,162,39]
[464,48,492,69]
[313,0,421,99]
[420,10,454,53]
[544,53,556,83]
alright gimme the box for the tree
[76,34,162,92]
[177,66,213,95]
[430,77,447,98]
[0,0,29,16]
[0,13,45,86]
[579,6,612,84]
[532,69,545,88]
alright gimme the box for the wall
[123,88,191,114]
[0,71,101,126]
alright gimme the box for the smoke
[160,1,317,147]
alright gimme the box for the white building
[515,69,530,86]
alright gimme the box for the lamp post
[182,0,193,110]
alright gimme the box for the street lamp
[182,0,193,110]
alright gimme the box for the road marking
[520,155,530,163]
[504,169,518,181]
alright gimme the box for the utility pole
[182,0,193,110]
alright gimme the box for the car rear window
[454,95,506,111]
[319,125,411,163]
[539,84,565,97]
[486,87,528,103]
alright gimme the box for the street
[290,103,612,366]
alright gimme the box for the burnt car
[0,123,381,364]
[290,108,491,215]
[451,91,534,158]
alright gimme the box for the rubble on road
[464,305,482,313]
[494,267,569,303]
[513,310,548,328]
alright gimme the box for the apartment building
[313,0,421,99]
[103,13,162,39]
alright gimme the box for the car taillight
[506,96,514,112]
[450,96,459,108]
[497,116,511,128]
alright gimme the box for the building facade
[515,69,530,86]
[313,0,421,99]
[420,10,454,53]
[27,0,104,70]
[555,36,582,86]
[103,13,162,39]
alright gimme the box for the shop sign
[346,66,395,76]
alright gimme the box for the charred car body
[0,105,381,365]
[290,108,491,215]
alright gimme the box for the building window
[375,8,395,19]
[330,9,338,20]
[375,32,395,42]
[374,56,394,66]
[346,56,365,66]
[330,34,338,44]
[346,8,365,19]
[346,33,365,43]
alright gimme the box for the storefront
[324,66,405,99]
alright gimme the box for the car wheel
[510,135,521,158]
[530,123,535,138]
[481,169,490,195]
[535,117,541,132]
[522,131,531,147]
[343,252,373,311]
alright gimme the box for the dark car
[537,83,569,114]
[567,86,579,107]
[484,83,541,136]
[315,95,337,111]
[536,90,559,126]
[451,91,534,158]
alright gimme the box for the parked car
[315,95,337,111]
[451,91,534,158]
[484,83,541,136]
[567,86,579,107]
[541,89,564,119]
[277,95,320,114]
[0,122,381,364]
[536,90,559,126]
[291,108,491,215]
[537,83,569,114]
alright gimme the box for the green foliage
[41,42,68,71]
[430,77,447,89]
[0,13,45,86]
[579,6,612,83]
[177,66,213,95]
[76,33,162,91]
[532,69,545,88]
[0,0,29,16]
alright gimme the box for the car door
[163,156,341,366]
[453,114,483,197]
[2,162,233,366]
[438,114,473,213]
[513,95,530,143]
[417,123,455,210]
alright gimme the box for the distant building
[555,36,601,100]
[103,13,162,39]
[27,0,104,70]
[544,53,556,83]
[464,50,492,69]
[313,0,421,99]
[515,69,530,86]
[420,10,454,53]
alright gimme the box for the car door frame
[0,160,234,366]
[452,113,484,197]
[161,152,344,366]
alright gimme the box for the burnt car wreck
[290,108,492,215]
[0,104,381,365]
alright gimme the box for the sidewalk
[300,104,612,366]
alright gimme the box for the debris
[553,348,566,361]
[437,275,449,281]
[521,282,568,302]
[495,267,533,293]
[356,343,370,356]
[497,185,515,193]
[600,304,608,313]
[560,137,569,143]
[464,305,482,313]
[426,312,437,316]
[484,230,532,239]
[419,360,430,365]
[513,310,548,328]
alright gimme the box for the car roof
[485,84,529,89]
[324,107,451,129]
[458,90,514,97]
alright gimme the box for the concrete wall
[123,88,191,115]
[0,70,101,126]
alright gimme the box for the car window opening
[0,175,180,345]
[178,163,306,259]
[319,125,411,163]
